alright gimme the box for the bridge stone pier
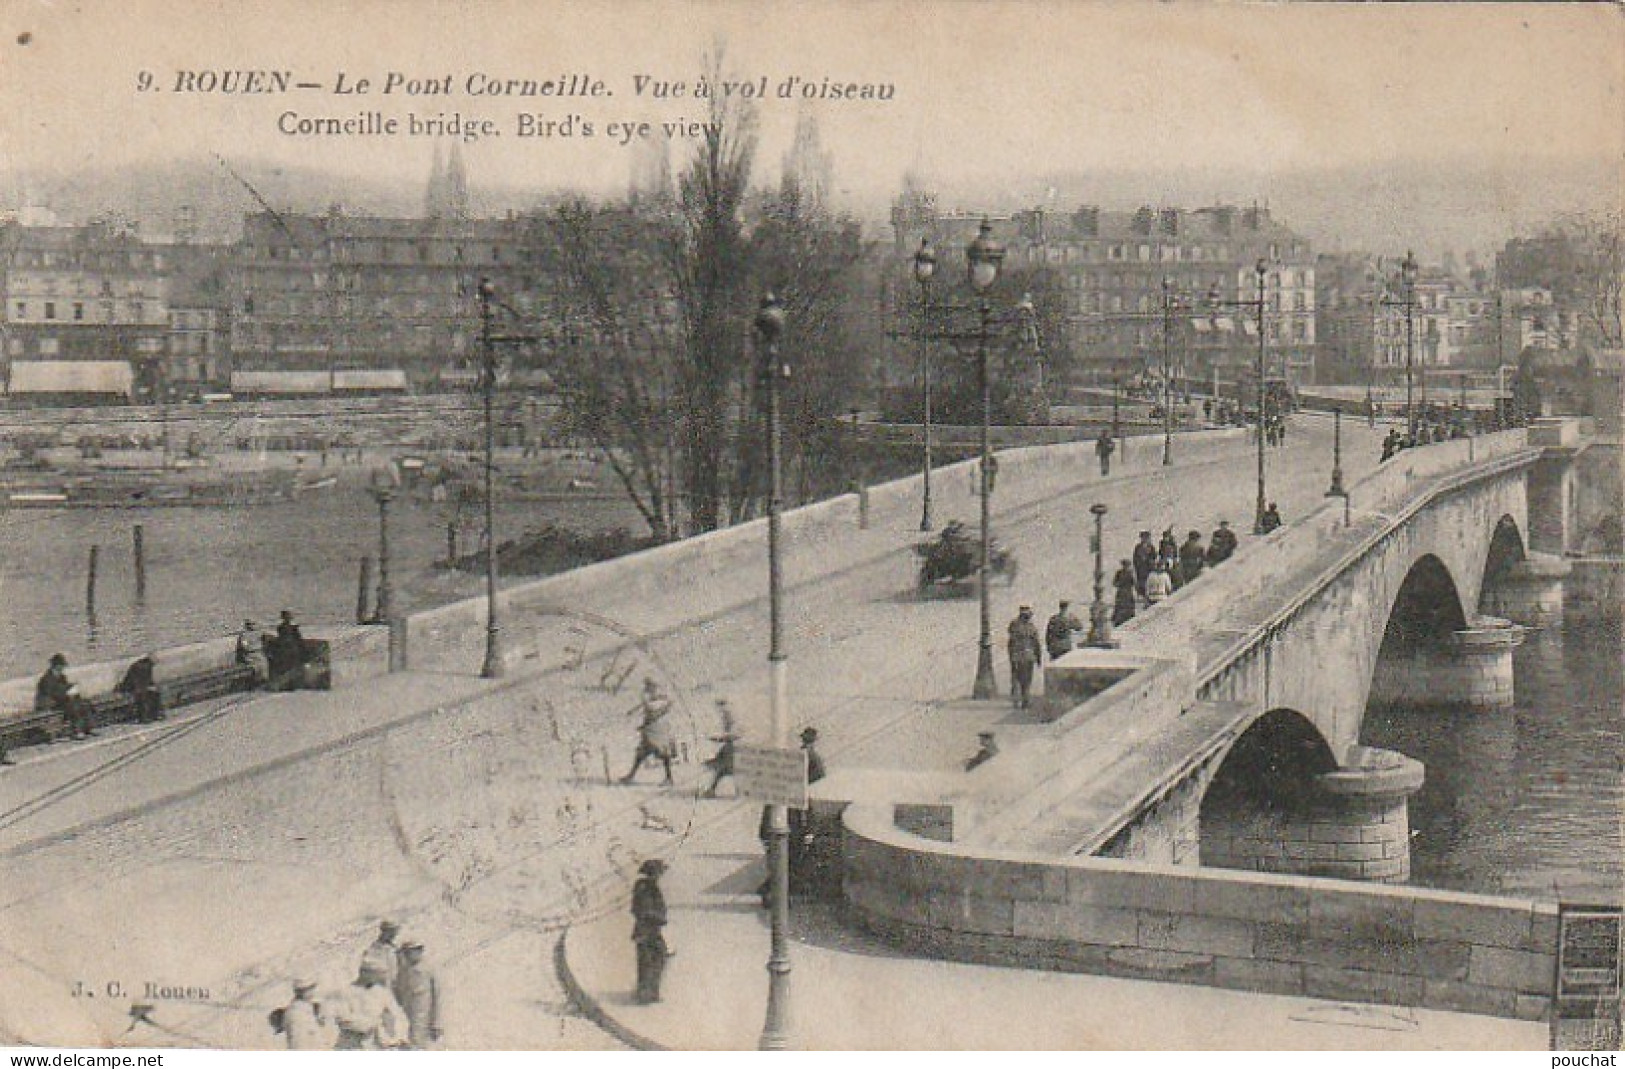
[840,423,1593,1020]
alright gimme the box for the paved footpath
[0,417,1542,1050]
[558,791,1546,1051]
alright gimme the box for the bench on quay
[0,662,260,752]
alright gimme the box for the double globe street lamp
[1206,259,1272,535]
[967,219,1005,701]
[913,237,937,532]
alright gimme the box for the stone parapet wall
[844,804,1557,1022]
[405,427,1251,658]
[0,623,389,717]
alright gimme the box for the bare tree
[544,202,686,542]
[1545,212,1623,349]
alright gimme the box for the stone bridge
[842,419,1608,1020]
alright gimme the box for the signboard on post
[735,744,808,808]
[1552,903,1623,1052]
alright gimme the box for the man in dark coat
[631,860,671,1004]
[1006,606,1043,710]
[1158,528,1179,563]
[1112,559,1138,626]
[1131,531,1157,597]
[118,653,163,723]
[1178,531,1207,585]
[1094,428,1115,476]
[1260,502,1283,533]
[36,653,94,740]
[1207,520,1238,566]
[1044,601,1082,661]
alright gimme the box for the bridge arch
[1198,707,1413,882]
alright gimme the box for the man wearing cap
[631,860,670,1004]
[757,727,828,904]
[392,938,442,1049]
[35,654,94,740]
[360,919,402,988]
[1179,530,1207,585]
[1132,530,1157,598]
[1006,606,1043,710]
[272,978,330,1050]
[1045,600,1082,661]
[1207,520,1238,566]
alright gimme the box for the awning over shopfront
[6,360,134,397]
[230,370,333,395]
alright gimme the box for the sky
[0,0,1620,219]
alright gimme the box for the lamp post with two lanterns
[967,219,1005,701]
[1207,259,1272,535]
[753,292,795,1051]
[913,238,937,531]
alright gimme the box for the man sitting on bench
[118,652,164,723]
[36,653,95,740]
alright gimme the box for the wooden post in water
[132,524,147,600]
[86,544,99,618]
[356,555,374,624]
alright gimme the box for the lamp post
[368,465,397,624]
[1085,502,1117,648]
[1326,408,1346,498]
[477,277,503,679]
[1252,259,1269,534]
[1160,277,1181,466]
[967,219,1004,702]
[1401,251,1418,442]
[913,237,937,531]
[1111,370,1122,455]
[754,292,794,1051]
[1209,260,1271,534]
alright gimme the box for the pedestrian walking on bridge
[1112,559,1138,626]
[1006,606,1043,710]
[620,677,677,786]
[1095,428,1116,476]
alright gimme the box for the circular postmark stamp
[379,604,713,934]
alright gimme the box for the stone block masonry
[844,804,1557,1022]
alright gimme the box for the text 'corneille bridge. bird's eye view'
[0,2,1620,1055]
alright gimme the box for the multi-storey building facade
[0,220,173,396]
[225,209,540,383]
[890,201,1318,390]
[1316,253,1500,387]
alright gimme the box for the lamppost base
[1325,472,1346,498]
[972,646,997,700]
[1086,602,1117,649]
[480,628,504,679]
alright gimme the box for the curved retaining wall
[843,804,1556,1022]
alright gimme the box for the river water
[0,488,643,679]
[1364,619,1624,905]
